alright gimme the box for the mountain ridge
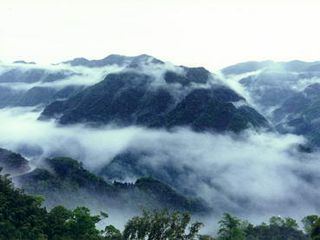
[0,148,209,214]
[40,55,269,133]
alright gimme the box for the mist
[0,106,319,228]
[0,62,125,91]
[0,107,139,166]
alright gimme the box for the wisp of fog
[0,106,320,226]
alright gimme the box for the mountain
[222,60,320,146]
[0,85,83,108]
[0,148,30,175]
[222,60,320,75]
[272,84,320,145]
[222,60,274,75]
[98,150,196,195]
[0,63,83,108]
[62,54,163,68]
[0,55,269,134]
[0,55,160,108]
[13,60,36,64]
[3,153,208,213]
[41,60,269,133]
[0,169,310,240]
[0,67,75,84]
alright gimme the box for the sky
[0,0,320,70]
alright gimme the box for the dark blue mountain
[62,54,163,68]
[14,156,208,213]
[0,148,30,175]
[222,60,320,147]
[41,66,269,132]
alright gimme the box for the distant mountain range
[40,71,268,133]
[222,60,320,146]
[2,55,320,215]
[0,147,207,213]
[0,54,270,133]
[62,54,163,67]
[45,55,269,133]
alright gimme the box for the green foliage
[269,216,299,230]
[42,71,268,133]
[245,216,306,240]
[310,218,320,240]
[269,216,286,226]
[104,225,123,240]
[0,171,116,240]
[123,209,203,240]
[302,215,319,236]
[63,207,102,240]
[2,169,320,240]
[134,177,207,213]
[20,157,206,214]
[45,157,115,192]
[217,213,246,240]
[0,172,47,240]
[284,217,299,230]
[45,205,72,239]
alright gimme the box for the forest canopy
[1,171,320,240]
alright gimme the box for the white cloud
[0,63,124,91]
[0,107,319,225]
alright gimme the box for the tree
[123,209,203,240]
[104,225,123,240]
[245,216,307,240]
[217,213,245,240]
[45,205,72,239]
[284,217,299,230]
[0,170,47,240]
[0,170,120,240]
[310,218,320,240]
[269,216,285,227]
[64,207,103,240]
[269,216,299,230]
[302,215,319,236]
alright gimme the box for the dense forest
[1,170,320,240]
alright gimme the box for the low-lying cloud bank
[0,107,138,165]
[0,107,319,224]
[0,63,125,91]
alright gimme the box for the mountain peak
[62,54,163,68]
[13,60,36,65]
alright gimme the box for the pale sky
[0,0,320,70]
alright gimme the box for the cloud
[121,128,311,212]
[0,107,139,167]
[0,106,319,226]
[43,64,125,89]
[217,67,320,121]
[0,62,125,91]
[0,59,236,113]
[216,70,267,111]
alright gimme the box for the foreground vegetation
[1,172,320,240]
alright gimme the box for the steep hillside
[223,60,320,146]
[41,58,269,133]
[13,156,207,214]
[0,148,30,175]
[0,59,122,108]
